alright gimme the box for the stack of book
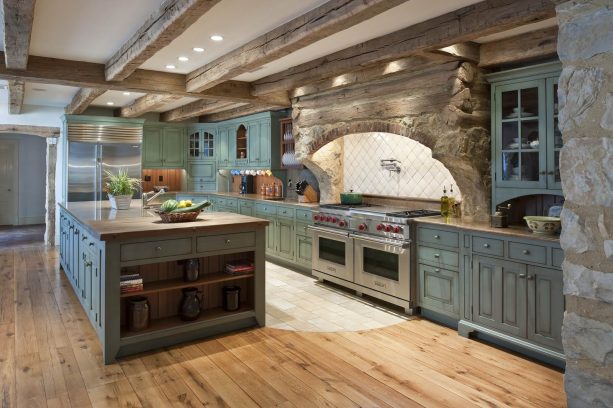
[120,273,143,294]
[225,260,255,275]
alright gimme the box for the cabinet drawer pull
[82,236,88,241]
[225,239,231,244]
[527,275,535,280]
[483,243,490,248]
[434,235,440,239]
[434,254,440,258]
[89,242,94,247]
[522,249,530,255]
[519,274,526,279]
[155,246,162,252]
[434,268,440,273]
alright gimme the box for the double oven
[311,219,412,308]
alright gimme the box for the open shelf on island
[120,272,253,298]
[120,304,254,339]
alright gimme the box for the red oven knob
[359,223,367,231]
[326,216,332,222]
[376,224,384,231]
[393,226,403,233]
[332,217,338,223]
[385,225,392,232]
[339,220,346,227]
[313,214,319,221]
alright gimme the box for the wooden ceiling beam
[105,0,222,81]
[432,42,480,64]
[0,53,260,102]
[186,0,408,93]
[118,94,183,118]
[64,88,106,114]
[199,103,284,123]
[252,0,558,96]
[2,0,36,70]
[160,99,243,122]
[8,80,25,114]
[479,26,558,68]
[0,124,60,138]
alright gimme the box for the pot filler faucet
[142,188,167,209]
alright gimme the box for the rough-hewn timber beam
[118,94,183,118]
[0,124,60,138]
[105,0,221,81]
[65,88,106,114]
[200,104,284,123]
[161,99,242,122]
[8,80,25,114]
[2,0,36,69]
[479,26,558,68]
[433,42,480,64]
[253,0,558,95]
[0,53,259,102]
[186,0,407,92]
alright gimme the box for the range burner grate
[386,209,441,218]
[319,203,374,210]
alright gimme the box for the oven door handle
[351,233,411,249]
[308,225,350,238]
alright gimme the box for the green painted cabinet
[187,126,216,162]
[472,255,527,338]
[295,224,312,268]
[276,218,295,261]
[238,200,255,216]
[419,263,460,318]
[217,126,231,168]
[527,265,564,350]
[487,62,563,210]
[143,124,186,168]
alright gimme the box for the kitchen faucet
[142,188,167,208]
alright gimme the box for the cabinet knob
[522,249,530,255]
[434,235,440,239]
[519,274,526,279]
[434,254,440,258]
[434,268,440,273]
[225,239,231,245]
[155,246,162,252]
[89,242,94,247]
[82,236,88,241]
[483,243,490,248]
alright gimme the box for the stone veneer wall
[293,61,490,220]
[557,1,613,406]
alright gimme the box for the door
[234,124,248,165]
[472,255,527,337]
[162,127,184,167]
[276,218,294,260]
[202,130,215,160]
[527,266,564,350]
[248,121,261,165]
[143,127,163,167]
[311,226,353,282]
[353,235,410,301]
[217,127,229,167]
[419,263,460,318]
[258,119,271,166]
[67,142,97,202]
[295,232,312,268]
[495,80,547,189]
[188,129,201,160]
[264,216,277,254]
[546,77,563,190]
[0,140,18,225]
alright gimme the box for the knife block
[298,185,318,203]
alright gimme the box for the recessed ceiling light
[210,35,223,41]
[165,64,176,69]
[193,47,204,52]
[106,101,114,106]
[123,92,131,96]
[178,56,189,62]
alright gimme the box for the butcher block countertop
[59,201,269,241]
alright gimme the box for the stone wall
[557,1,613,406]
[292,61,491,220]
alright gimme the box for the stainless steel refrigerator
[67,142,142,202]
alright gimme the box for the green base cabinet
[295,229,313,268]
[419,264,460,318]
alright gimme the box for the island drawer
[417,227,459,248]
[508,241,547,265]
[197,231,256,253]
[472,235,504,257]
[296,209,313,222]
[121,238,193,262]
[418,245,459,269]
[255,203,277,216]
[277,206,295,220]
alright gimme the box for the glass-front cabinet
[187,126,216,161]
[487,62,562,210]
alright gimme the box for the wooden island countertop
[59,201,269,241]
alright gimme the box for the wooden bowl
[523,216,561,235]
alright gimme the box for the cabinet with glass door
[187,126,216,162]
[487,62,562,211]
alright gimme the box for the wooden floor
[0,235,566,407]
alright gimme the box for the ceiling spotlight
[178,56,189,62]
[106,102,114,106]
[123,92,131,96]
[165,64,176,69]
[210,34,223,41]
[193,47,204,52]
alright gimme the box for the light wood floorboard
[0,240,566,407]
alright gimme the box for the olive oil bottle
[440,186,450,220]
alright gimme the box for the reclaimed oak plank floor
[0,233,566,407]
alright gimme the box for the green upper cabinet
[187,126,216,162]
[487,62,562,211]
[217,126,230,168]
[143,124,186,168]
[232,123,249,166]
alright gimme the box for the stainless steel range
[310,203,439,313]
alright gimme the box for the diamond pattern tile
[343,133,461,200]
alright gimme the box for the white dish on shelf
[505,111,534,119]
[507,143,519,149]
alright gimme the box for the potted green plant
[104,169,141,210]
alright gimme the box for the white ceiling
[3,0,558,112]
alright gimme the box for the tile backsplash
[343,133,461,200]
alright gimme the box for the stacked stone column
[557,1,613,405]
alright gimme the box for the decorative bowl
[523,216,561,235]
[156,210,202,223]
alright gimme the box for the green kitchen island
[58,201,267,364]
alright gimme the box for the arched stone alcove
[292,62,491,220]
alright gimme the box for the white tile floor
[265,262,410,332]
